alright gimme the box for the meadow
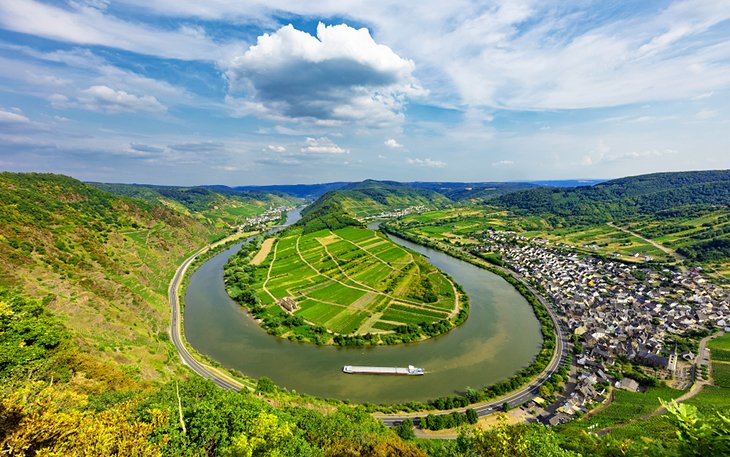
[251,225,457,337]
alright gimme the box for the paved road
[168,214,300,390]
[376,243,568,426]
[168,237,247,391]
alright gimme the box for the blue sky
[0,0,728,185]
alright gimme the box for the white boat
[342,364,425,375]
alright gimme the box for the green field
[395,205,678,264]
[709,333,730,388]
[252,226,457,336]
[557,386,683,435]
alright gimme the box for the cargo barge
[342,365,425,375]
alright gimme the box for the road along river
[183,214,542,404]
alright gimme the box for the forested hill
[90,182,299,228]
[333,180,451,216]
[408,181,538,201]
[0,172,221,379]
[495,170,730,224]
[296,180,450,233]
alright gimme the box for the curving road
[168,237,247,391]
[168,212,301,390]
[376,242,568,426]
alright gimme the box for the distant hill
[496,170,730,224]
[231,180,583,200]
[0,173,222,379]
[408,181,539,201]
[231,182,349,199]
[296,180,451,233]
[526,179,604,188]
[90,182,300,228]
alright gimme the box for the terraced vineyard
[249,225,459,339]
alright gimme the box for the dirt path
[317,237,381,293]
[334,232,394,269]
[608,222,687,271]
[295,234,433,308]
[251,238,274,266]
[262,239,279,301]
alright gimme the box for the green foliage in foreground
[0,290,66,379]
[2,287,730,456]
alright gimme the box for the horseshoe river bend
[183,211,542,404]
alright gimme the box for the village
[470,230,730,425]
[236,206,291,231]
[364,205,429,221]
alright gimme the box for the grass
[557,386,683,434]
[252,226,457,336]
[712,362,730,388]
[0,173,230,381]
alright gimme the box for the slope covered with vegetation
[300,180,451,222]
[0,172,225,379]
[91,182,300,229]
[495,170,730,272]
[225,224,463,346]
[496,170,730,224]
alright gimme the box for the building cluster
[237,206,289,230]
[365,205,428,221]
[471,230,729,424]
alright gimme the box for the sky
[0,0,728,186]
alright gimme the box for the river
[183,210,541,403]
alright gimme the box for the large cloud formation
[225,23,421,126]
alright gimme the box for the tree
[502,402,511,412]
[395,418,416,440]
[255,376,276,394]
[466,408,479,425]
[663,399,730,456]
[224,412,295,457]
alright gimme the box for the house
[616,378,640,392]
[278,297,299,313]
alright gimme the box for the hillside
[299,180,451,226]
[91,182,300,228]
[232,182,349,199]
[495,170,730,223]
[494,170,730,276]
[408,181,539,201]
[0,173,224,379]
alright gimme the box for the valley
[1,171,729,456]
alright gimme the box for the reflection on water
[184,215,541,403]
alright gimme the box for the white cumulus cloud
[0,109,30,124]
[50,85,166,113]
[225,23,422,126]
[300,137,348,154]
[407,157,446,168]
[384,138,403,149]
[266,144,287,152]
